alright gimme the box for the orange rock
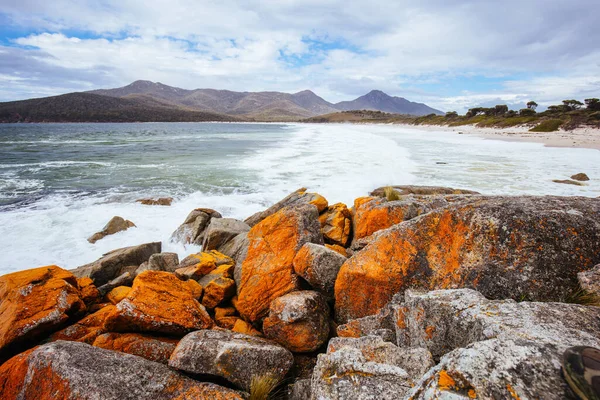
[77,277,100,304]
[244,188,329,227]
[202,277,236,309]
[214,306,237,320]
[236,204,323,321]
[353,197,406,241]
[0,265,86,360]
[319,203,352,246]
[104,270,214,335]
[175,250,234,281]
[92,332,178,364]
[326,243,348,256]
[186,279,203,299]
[215,316,239,329]
[232,319,263,337]
[106,286,131,304]
[309,193,329,214]
[50,305,116,344]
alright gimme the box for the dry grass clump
[249,374,281,400]
[384,186,401,201]
[565,288,600,307]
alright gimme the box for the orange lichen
[231,319,262,337]
[175,251,233,280]
[92,332,178,363]
[438,370,457,391]
[319,203,352,246]
[50,305,116,344]
[106,286,131,304]
[77,277,100,304]
[202,277,236,309]
[506,383,521,400]
[353,197,408,240]
[425,325,436,340]
[326,243,347,256]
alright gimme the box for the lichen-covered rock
[244,188,328,227]
[77,277,100,305]
[169,329,293,392]
[202,277,236,309]
[336,303,397,343]
[232,319,262,337]
[202,218,250,251]
[578,264,600,296]
[72,242,162,286]
[288,379,311,400]
[0,265,86,361]
[237,204,323,322]
[352,195,448,242]
[106,286,131,304]
[50,305,116,344]
[136,252,179,275]
[336,196,600,322]
[293,243,346,296]
[263,291,330,353]
[170,208,222,245]
[93,332,178,364]
[325,243,347,256]
[311,346,411,400]
[319,202,352,247]
[369,185,479,197]
[104,270,213,335]
[0,340,245,400]
[175,250,234,281]
[87,216,136,244]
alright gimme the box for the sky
[1,0,599,113]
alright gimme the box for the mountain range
[0,80,443,123]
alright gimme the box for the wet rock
[0,340,245,400]
[202,218,250,251]
[571,172,590,181]
[244,188,328,227]
[87,216,136,244]
[106,286,131,304]
[136,197,173,206]
[72,242,161,286]
[237,204,323,322]
[369,185,479,197]
[92,332,178,364]
[335,196,600,322]
[293,243,346,296]
[319,202,352,247]
[50,305,115,344]
[104,270,213,335]
[175,250,234,281]
[97,271,134,296]
[77,277,100,305]
[135,252,179,275]
[171,208,222,245]
[263,291,330,353]
[169,329,294,392]
[578,264,600,296]
[0,265,86,361]
[553,179,585,186]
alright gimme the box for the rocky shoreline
[1,186,599,399]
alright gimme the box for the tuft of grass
[529,119,564,132]
[249,374,281,400]
[384,186,401,201]
[565,288,600,307]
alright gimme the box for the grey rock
[169,329,293,392]
[72,242,161,286]
[221,232,249,287]
[293,243,346,296]
[244,188,326,227]
[578,264,600,296]
[202,218,250,251]
[336,302,398,344]
[288,379,311,400]
[571,172,590,181]
[96,272,134,296]
[0,340,246,400]
[170,208,222,245]
[87,216,136,244]
[135,252,179,276]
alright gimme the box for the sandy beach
[397,123,600,151]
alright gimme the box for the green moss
[529,119,564,132]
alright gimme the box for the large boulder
[0,265,86,361]
[236,204,323,322]
[169,329,294,392]
[263,291,330,353]
[0,341,245,400]
[293,243,346,297]
[336,196,600,322]
[244,188,328,227]
[170,208,222,245]
[87,216,135,244]
[72,242,162,287]
[202,218,250,251]
[319,202,352,247]
[397,289,600,399]
[93,332,178,364]
[103,270,213,335]
[135,252,179,275]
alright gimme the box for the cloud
[1,0,599,110]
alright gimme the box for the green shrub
[529,119,563,132]
[519,108,536,116]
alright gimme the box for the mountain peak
[335,90,443,116]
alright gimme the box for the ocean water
[1,122,599,274]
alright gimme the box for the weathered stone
[288,379,311,400]
[336,303,397,343]
[319,202,352,247]
[325,243,348,256]
[175,250,234,281]
[293,243,346,296]
[336,196,600,322]
[77,277,100,305]
[578,264,600,296]
[93,332,178,364]
[311,346,411,400]
[202,277,236,309]
[263,291,330,353]
[104,270,213,335]
[244,188,328,227]
[106,286,131,304]
[135,252,179,276]
[136,197,173,206]
[202,218,250,251]
[87,216,136,244]
[169,329,294,392]
[0,265,86,361]
[171,208,222,245]
[553,179,585,186]
[369,185,479,197]
[0,341,245,400]
[571,172,590,181]
[237,204,323,322]
[72,242,161,286]
[96,271,134,296]
[50,305,116,344]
